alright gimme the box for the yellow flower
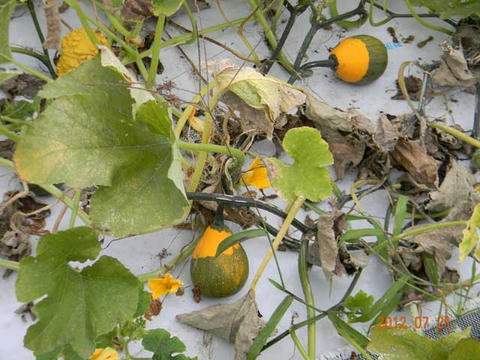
[242,157,271,189]
[56,28,109,75]
[148,273,184,299]
[89,347,119,360]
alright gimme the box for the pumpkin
[329,35,388,84]
[190,224,249,298]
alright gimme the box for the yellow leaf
[89,347,119,360]
[242,157,271,189]
[56,28,109,75]
[459,203,480,262]
[148,273,184,298]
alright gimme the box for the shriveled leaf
[215,66,306,139]
[14,54,189,236]
[373,114,399,153]
[426,160,479,212]
[316,212,337,274]
[459,203,480,262]
[177,290,265,360]
[391,138,438,188]
[304,94,354,132]
[142,329,197,360]
[15,227,141,358]
[432,42,478,88]
[0,73,46,99]
[42,0,61,49]
[0,0,17,64]
[265,127,333,204]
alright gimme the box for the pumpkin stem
[213,204,225,227]
[299,58,337,72]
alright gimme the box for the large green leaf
[0,0,17,64]
[16,227,141,358]
[142,329,197,360]
[14,53,189,236]
[368,327,471,360]
[410,0,480,19]
[448,338,480,360]
[265,126,333,203]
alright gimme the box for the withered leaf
[177,290,264,360]
[373,115,399,152]
[426,160,479,212]
[316,212,338,274]
[42,0,61,49]
[432,42,478,88]
[391,138,438,188]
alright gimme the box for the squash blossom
[148,273,184,299]
[242,157,271,189]
[56,28,109,75]
[89,347,119,360]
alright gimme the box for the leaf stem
[0,117,21,141]
[403,0,454,35]
[0,54,52,83]
[299,238,316,358]
[147,15,166,88]
[289,328,312,360]
[177,140,245,168]
[250,196,305,291]
[69,190,81,228]
[0,258,20,271]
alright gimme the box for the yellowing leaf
[459,203,480,262]
[214,65,306,139]
[242,157,271,189]
[148,273,184,298]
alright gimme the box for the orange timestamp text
[376,315,451,330]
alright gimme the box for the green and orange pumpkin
[190,224,249,298]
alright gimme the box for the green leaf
[0,0,17,64]
[0,69,21,84]
[142,329,197,360]
[459,203,480,262]
[152,0,184,16]
[342,228,385,242]
[215,229,267,257]
[393,195,408,236]
[410,0,480,19]
[15,227,142,358]
[448,338,480,360]
[247,295,293,359]
[1,99,36,119]
[265,126,333,203]
[328,312,371,358]
[344,290,375,320]
[14,53,190,236]
[368,327,471,360]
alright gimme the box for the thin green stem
[0,117,21,141]
[299,239,316,358]
[0,54,52,83]
[0,258,20,271]
[69,0,100,46]
[181,1,198,45]
[69,190,81,228]
[404,0,453,35]
[428,122,480,149]
[177,140,245,168]
[26,0,57,78]
[0,158,91,225]
[409,303,422,335]
[289,328,311,360]
[137,236,200,282]
[272,0,285,33]
[147,15,166,88]
[10,46,54,75]
[105,10,133,39]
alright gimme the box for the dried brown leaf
[426,160,479,212]
[373,115,399,152]
[391,138,438,188]
[177,290,264,360]
[316,212,338,274]
[42,0,61,49]
[432,42,478,88]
